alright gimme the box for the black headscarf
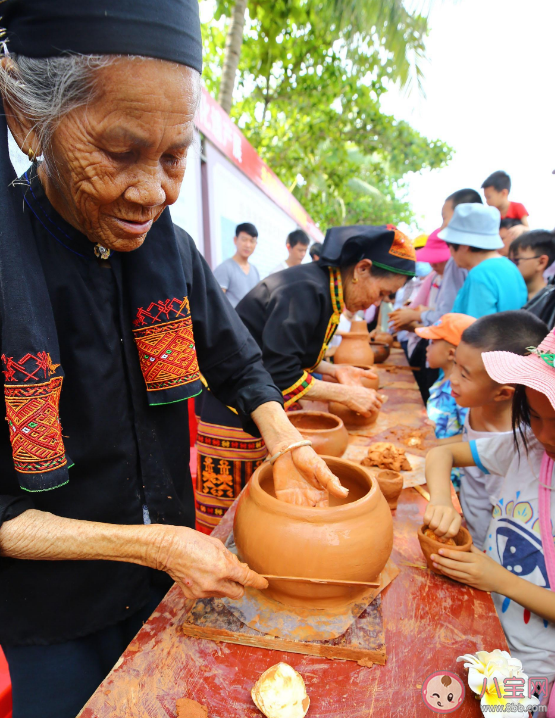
[0,0,203,491]
[319,224,416,276]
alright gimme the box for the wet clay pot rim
[247,456,380,523]
[287,410,345,434]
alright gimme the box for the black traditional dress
[194,263,344,532]
[0,172,282,647]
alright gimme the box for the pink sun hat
[482,328,555,410]
[415,228,451,264]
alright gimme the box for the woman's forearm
[251,401,303,455]
[0,509,161,566]
[315,360,337,378]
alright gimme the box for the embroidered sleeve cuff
[283,372,315,409]
[469,439,490,475]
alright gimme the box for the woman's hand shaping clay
[338,385,386,416]
[273,445,349,507]
[335,364,378,387]
[152,526,268,600]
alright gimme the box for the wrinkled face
[287,242,308,264]
[234,231,258,259]
[426,338,454,370]
[450,341,503,407]
[343,261,406,313]
[527,387,555,459]
[509,246,547,282]
[483,186,508,209]
[39,58,199,252]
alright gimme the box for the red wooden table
[79,351,508,718]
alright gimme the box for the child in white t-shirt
[450,311,548,548]
[423,327,555,706]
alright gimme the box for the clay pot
[375,470,403,510]
[234,457,394,609]
[355,364,380,390]
[373,331,394,346]
[369,341,390,364]
[334,333,375,366]
[287,410,349,457]
[350,319,369,335]
[417,525,473,575]
[328,401,379,430]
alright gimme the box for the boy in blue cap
[441,204,527,318]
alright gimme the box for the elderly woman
[0,2,347,717]
[195,225,416,527]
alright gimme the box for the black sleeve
[256,280,325,393]
[176,228,283,434]
[0,495,33,529]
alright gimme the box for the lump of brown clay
[251,663,310,718]
[361,442,412,472]
[422,527,456,546]
[176,698,208,718]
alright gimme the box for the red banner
[196,88,324,241]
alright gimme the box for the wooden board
[179,595,386,666]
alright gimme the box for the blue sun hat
[438,204,503,250]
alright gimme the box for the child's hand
[423,502,461,538]
[432,545,510,593]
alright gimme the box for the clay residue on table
[176,697,208,717]
[361,442,412,472]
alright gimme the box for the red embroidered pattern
[2,352,60,383]
[133,297,200,392]
[4,377,66,474]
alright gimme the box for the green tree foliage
[202,0,452,228]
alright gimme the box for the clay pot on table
[334,333,375,366]
[372,331,394,347]
[375,470,403,510]
[287,410,349,457]
[234,456,393,609]
[417,525,473,575]
[369,341,390,364]
[328,401,379,430]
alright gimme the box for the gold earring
[28,147,36,162]
[352,277,359,284]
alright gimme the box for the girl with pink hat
[423,327,555,712]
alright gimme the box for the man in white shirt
[269,229,310,274]
[213,222,260,308]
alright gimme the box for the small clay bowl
[328,401,379,430]
[369,341,390,364]
[354,364,380,390]
[288,410,349,457]
[375,469,403,510]
[417,525,473,575]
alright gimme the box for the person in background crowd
[498,217,525,256]
[448,312,548,549]
[481,170,529,226]
[213,222,260,308]
[414,313,476,490]
[390,188,481,332]
[309,242,323,261]
[444,204,527,317]
[509,230,555,301]
[390,188,481,403]
[269,229,310,273]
